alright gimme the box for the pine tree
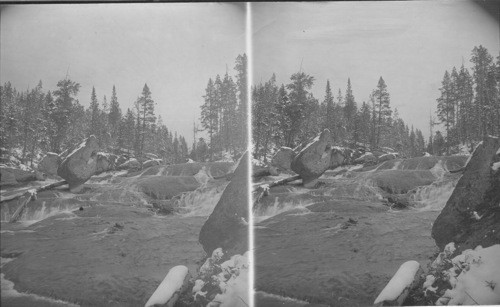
[200,78,218,161]
[234,54,248,150]
[436,71,454,155]
[471,45,497,136]
[108,85,122,149]
[52,78,80,152]
[286,71,315,146]
[135,83,156,158]
[88,86,100,138]
[344,78,357,141]
[322,80,335,140]
[372,77,392,148]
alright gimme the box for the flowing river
[1,163,231,307]
[253,156,468,306]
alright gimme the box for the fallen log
[1,180,67,204]
[252,175,301,209]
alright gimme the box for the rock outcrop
[143,159,161,169]
[291,129,333,188]
[95,153,117,174]
[354,152,378,165]
[431,136,500,252]
[199,151,249,257]
[117,158,141,171]
[330,147,347,168]
[57,136,99,193]
[270,147,296,172]
[0,166,44,186]
[378,153,397,163]
[38,152,61,176]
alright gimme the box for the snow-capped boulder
[143,159,161,169]
[38,152,61,176]
[270,147,296,172]
[291,129,333,188]
[330,147,347,169]
[199,151,249,257]
[0,166,42,186]
[57,135,99,193]
[136,176,200,200]
[374,260,422,306]
[354,152,378,165]
[95,152,117,174]
[117,158,141,171]
[378,153,397,163]
[145,265,189,307]
[432,135,500,252]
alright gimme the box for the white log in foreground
[374,260,422,306]
[145,265,189,307]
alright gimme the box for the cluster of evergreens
[197,54,248,161]
[0,80,189,165]
[252,73,425,161]
[433,45,500,155]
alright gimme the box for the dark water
[253,160,464,306]
[1,168,228,307]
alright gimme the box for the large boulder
[136,176,200,200]
[354,152,378,165]
[57,136,99,193]
[330,147,347,169]
[38,152,61,176]
[143,159,161,169]
[432,136,500,252]
[0,166,43,186]
[117,158,141,171]
[378,153,397,163]
[367,169,436,194]
[199,152,249,257]
[291,129,333,188]
[95,153,114,174]
[270,147,296,172]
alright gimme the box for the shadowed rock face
[57,136,99,193]
[199,152,249,257]
[38,152,61,176]
[271,147,296,172]
[291,129,333,188]
[432,136,500,252]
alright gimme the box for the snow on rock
[208,251,250,307]
[492,162,500,172]
[374,260,422,306]
[145,265,189,307]
[291,129,333,188]
[436,244,500,305]
[271,147,296,172]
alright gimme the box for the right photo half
[251,2,500,306]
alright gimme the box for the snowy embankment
[425,244,500,305]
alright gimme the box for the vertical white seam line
[246,2,254,307]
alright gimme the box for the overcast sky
[252,1,499,139]
[0,3,245,145]
[1,2,499,146]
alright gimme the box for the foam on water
[254,198,313,223]
[410,180,456,211]
[1,201,81,226]
[1,258,79,306]
[175,181,228,217]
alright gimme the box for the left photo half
[0,3,250,307]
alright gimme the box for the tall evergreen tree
[436,71,454,155]
[135,83,156,158]
[372,77,392,148]
[52,78,80,152]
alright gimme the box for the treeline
[433,45,500,155]
[198,54,248,161]
[0,80,190,165]
[252,73,425,161]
